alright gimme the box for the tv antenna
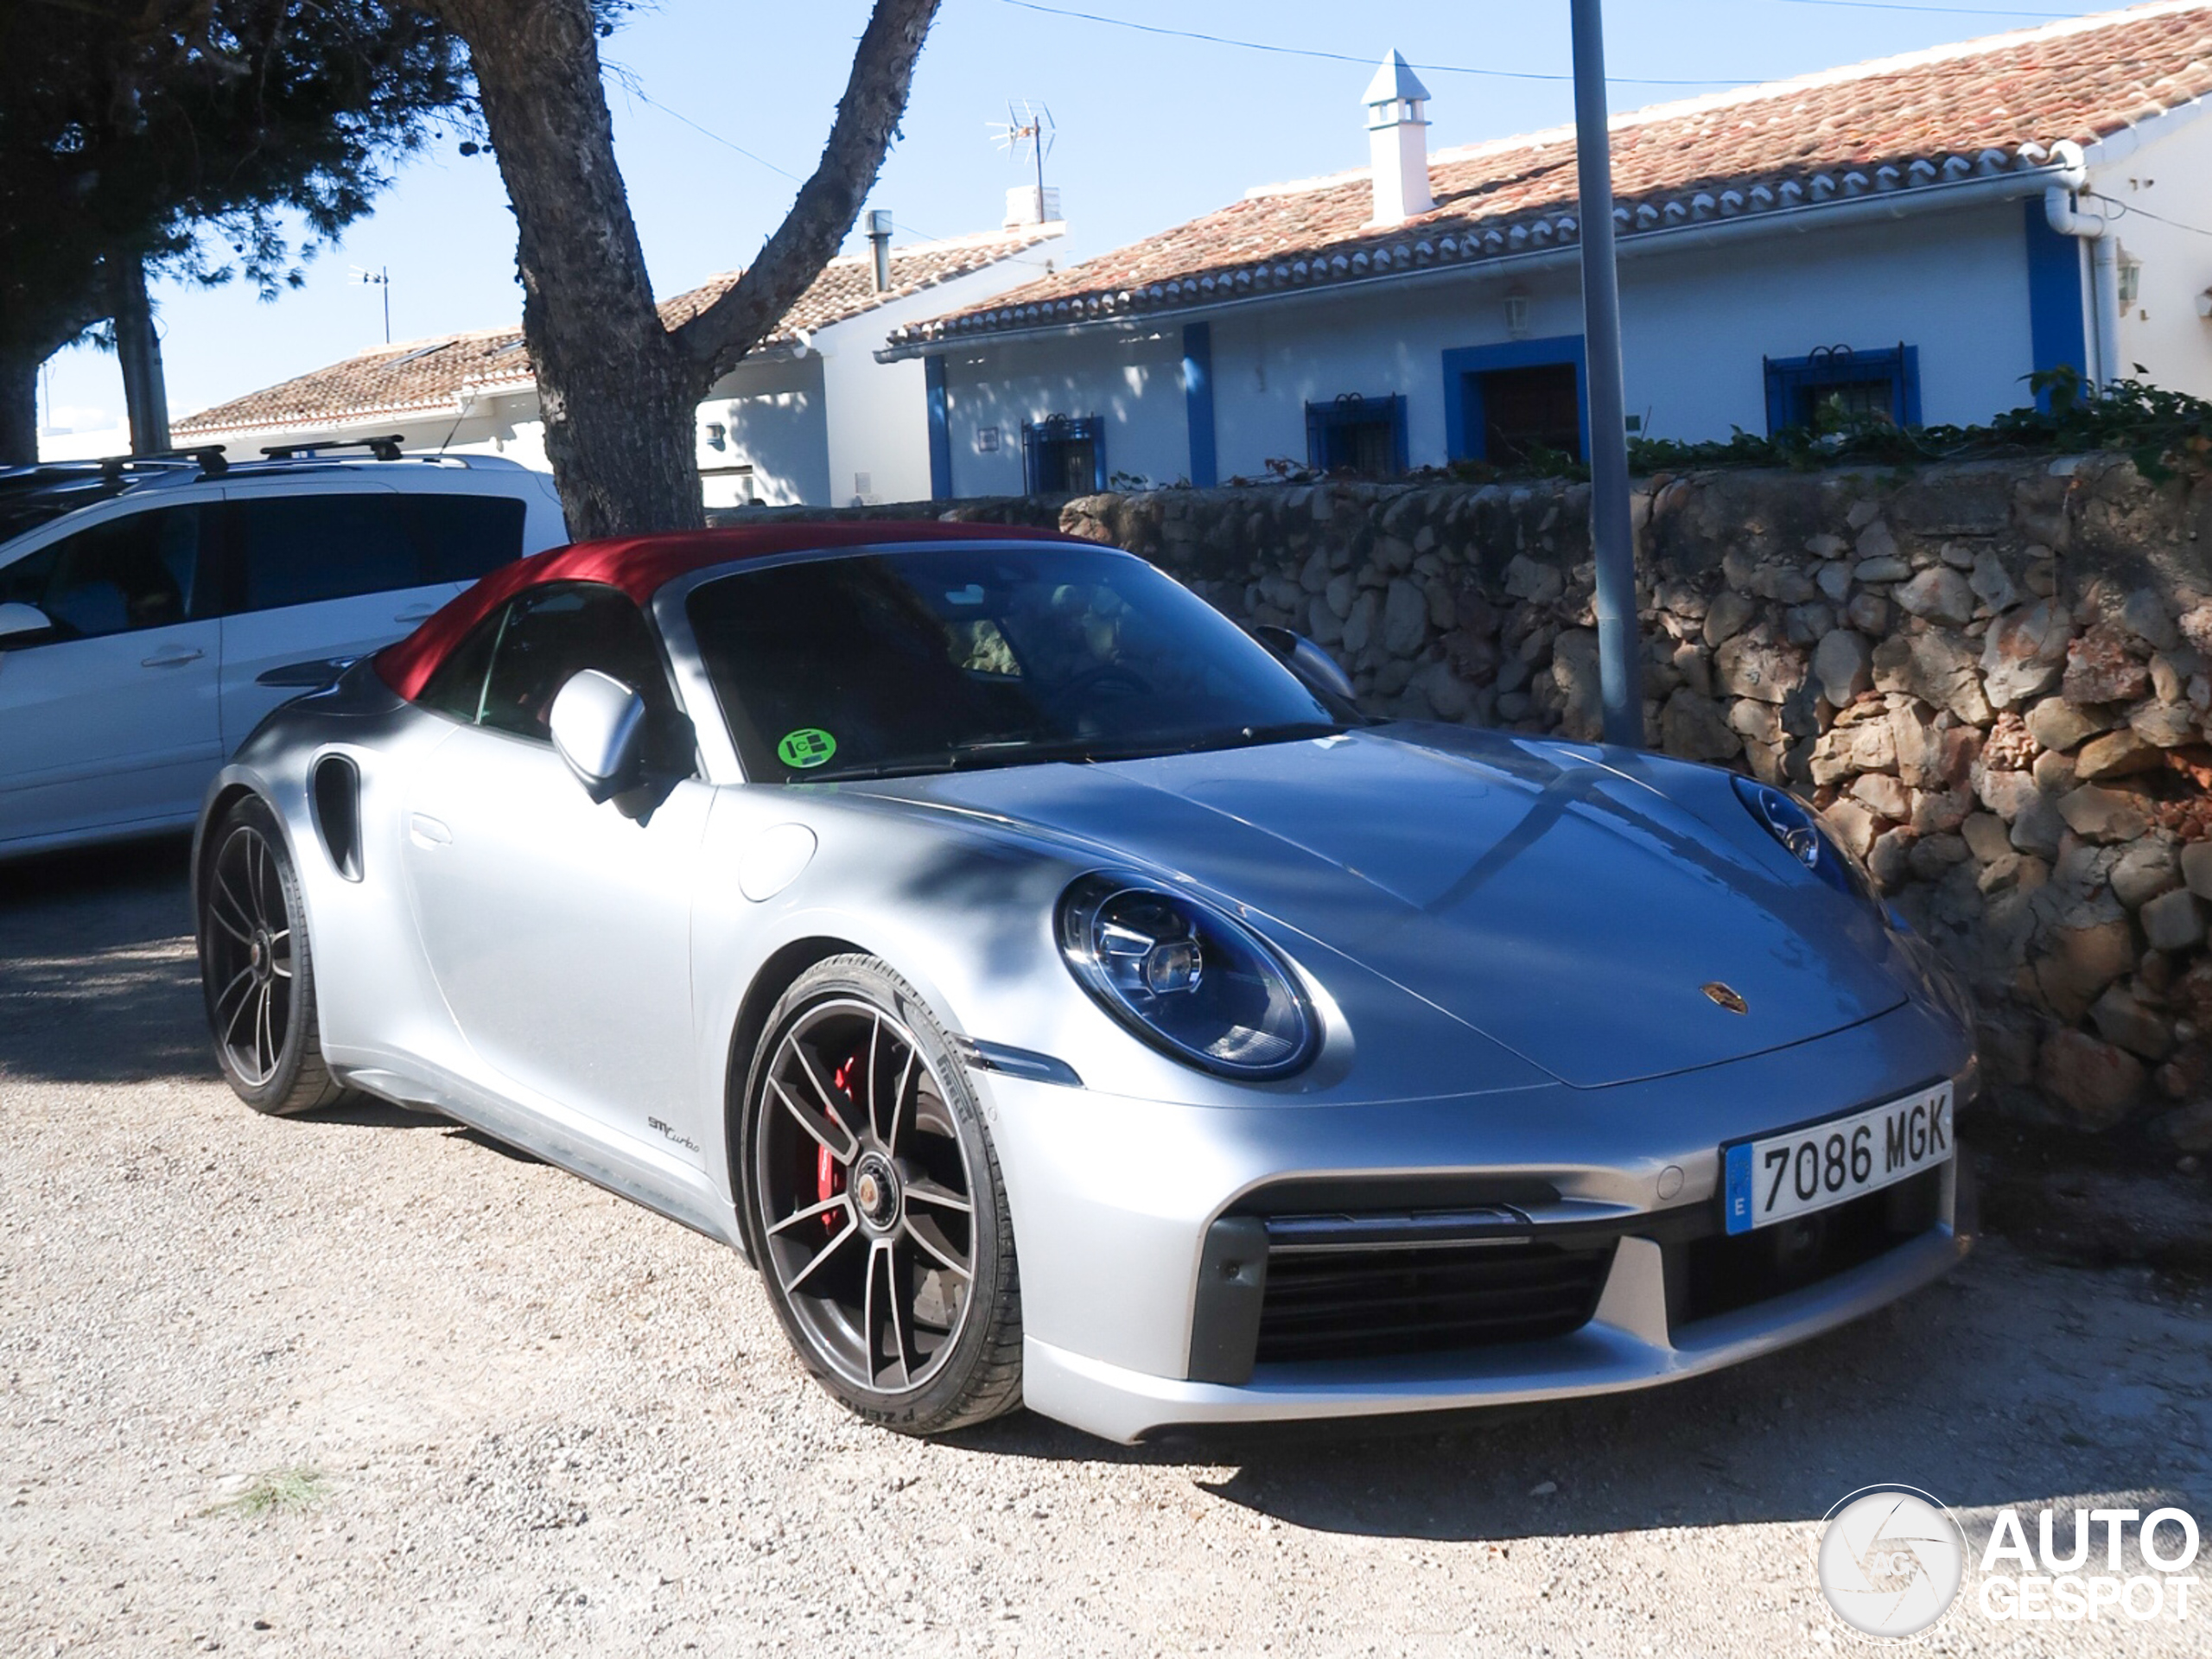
[351,265,391,344]
[989,100,1056,206]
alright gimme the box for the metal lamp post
[1570,0,1642,748]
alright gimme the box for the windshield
[686,544,1345,783]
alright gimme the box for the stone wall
[723,459,2212,1146]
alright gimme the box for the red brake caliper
[818,1058,855,1230]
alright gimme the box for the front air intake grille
[1674,1165,1943,1327]
[1254,1239,1616,1364]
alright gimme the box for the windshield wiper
[800,721,1349,784]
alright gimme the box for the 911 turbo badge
[194,523,1974,1443]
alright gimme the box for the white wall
[934,200,2062,493]
[35,420,133,461]
[2095,113,2212,403]
[1209,279,1587,479]
[938,328,1190,495]
[1619,202,2037,439]
[700,353,830,507]
[810,245,1064,505]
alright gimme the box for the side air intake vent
[311,754,363,881]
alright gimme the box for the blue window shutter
[1899,346,1923,427]
[1182,323,1217,487]
[1445,363,1478,461]
[1090,421,1108,493]
[1306,404,1326,472]
[2024,198,2088,411]
[1763,356,1789,437]
[924,357,953,499]
[1389,395,1408,474]
[1020,421,1039,495]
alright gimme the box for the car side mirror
[0,601,54,644]
[549,669,648,803]
[1249,624,1357,707]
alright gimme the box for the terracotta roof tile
[893,3,2212,347]
[179,230,1053,435]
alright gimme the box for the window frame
[1763,343,1922,435]
[414,578,698,777]
[1304,393,1408,478]
[0,501,217,646]
[1020,415,1107,495]
[1441,335,1592,465]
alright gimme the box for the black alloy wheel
[743,957,1021,1433]
[198,798,345,1116]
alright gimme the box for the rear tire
[197,797,345,1116]
[739,955,1022,1434]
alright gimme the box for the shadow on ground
[947,1266,2208,1545]
[0,836,208,1084]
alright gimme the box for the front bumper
[978,998,1972,1444]
[1025,1191,1963,1444]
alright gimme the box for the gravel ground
[3,840,2210,1656]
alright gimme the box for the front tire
[739,956,1022,1434]
[197,797,345,1116]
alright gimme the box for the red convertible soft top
[372,519,1089,702]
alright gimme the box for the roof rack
[0,447,228,493]
[100,445,229,479]
[259,435,406,462]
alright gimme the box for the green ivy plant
[1421,369,2212,486]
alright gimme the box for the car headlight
[1732,775,1871,901]
[1057,874,1319,1078]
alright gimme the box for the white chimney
[1005,184,1063,228]
[1363,50,1433,227]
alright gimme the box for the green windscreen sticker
[778,728,837,769]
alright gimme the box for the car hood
[854,727,1912,1089]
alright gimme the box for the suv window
[236,493,418,611]
[231,489,526,611]
[0,506,205,640]
[418,582,691,772]
[401,493,527,585]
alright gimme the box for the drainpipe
[2043,143,2121,391]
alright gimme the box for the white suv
[0,443,568,856]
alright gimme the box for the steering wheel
[1041,661,1154,715]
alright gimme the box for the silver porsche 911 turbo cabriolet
[193,522,1975,1442]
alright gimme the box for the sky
[39,0,2115,435]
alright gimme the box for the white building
[173,222,1062,507]
[883,5,2212,495]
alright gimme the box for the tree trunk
[443,0,701,538]
[114,258,171,455]
[0,346,37,467]
[435,0,940,539]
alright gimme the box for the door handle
[141,646,205,668]
[409,814,452,849]
[393,606,438,624]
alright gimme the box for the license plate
[1722,1082,1952,1236]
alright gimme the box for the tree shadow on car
[944,1261,2208,1544]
